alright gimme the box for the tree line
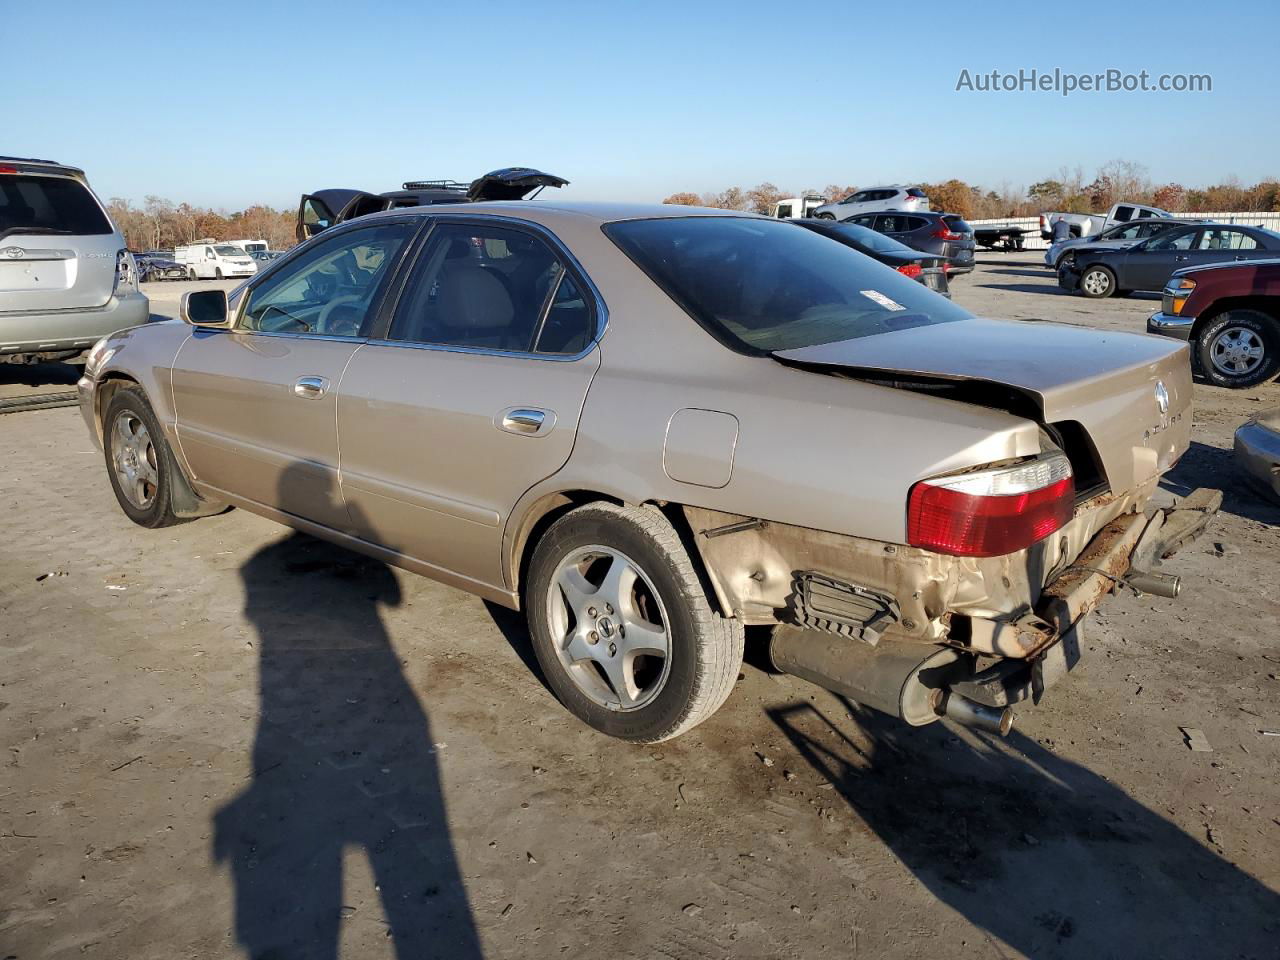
[106,196,298,253]
[663,161,1280,220]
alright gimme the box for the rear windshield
[906,188,928,198]
[809,221,918,255]
[605,217,970,354]
[0,174,112,236]
[941,216,972,234]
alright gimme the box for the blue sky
[5,0,1275,210]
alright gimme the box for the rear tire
[1195,310,1280,388]
[1079,265,1116,298]
[187,268,197,280]
[526,503,744,743]
[103,385,183,528]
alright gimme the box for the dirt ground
[2,257,1277,960]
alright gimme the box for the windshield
[0,174,112,235]
[214,245,246,257]
[605,217,970,354]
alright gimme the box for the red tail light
[932,227,960,241]
[907,455,1075,557]
[0,166,17,175]
[896,263,923,279]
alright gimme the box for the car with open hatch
[78,202,1219,744]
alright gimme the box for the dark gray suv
[1,156,148,364]
[842,211,976,277]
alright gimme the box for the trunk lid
[775,317,1192,495]
[0,166,119,313]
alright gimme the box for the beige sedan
[79,202,1219,742]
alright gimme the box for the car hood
[775,317,1192,493]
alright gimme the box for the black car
[297,167,567,243]
[795,219,950,297]
[840,210,976,277]
[1059,223,1280,299]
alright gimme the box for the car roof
[356,200,763,228]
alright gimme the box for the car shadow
[983,266,1057,279]
[0,360,81,388]
[213,463,482,959]
[769,697,1280,959]
[482,598,553,695]
[974,282,1075,296]
[1162,439,1280,526]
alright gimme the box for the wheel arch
[505,491,730,618]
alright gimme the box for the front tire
[1196,310,1280,388]
[816,213,836,220]
[103,385,182,528]
[1079,265,1116,298]
[215,267,223,280]
[526,503,744,742]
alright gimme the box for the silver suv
[813,185,930,221]
[1,156,148,364]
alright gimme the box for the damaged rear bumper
[688,487,1222,731]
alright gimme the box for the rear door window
[388,222,593,355]
[1197,229,1257,251]
[0,174,112,237]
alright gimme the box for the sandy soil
[1,256,1277,959]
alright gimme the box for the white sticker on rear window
[860,289,905,311]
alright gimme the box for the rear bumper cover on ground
[1234,419,1280,502]
[0,292,150,357]
[1147,311,1195,340]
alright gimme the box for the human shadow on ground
[213,463,482,960]
[770,697,1279,959]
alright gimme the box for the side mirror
[181,289,229,327]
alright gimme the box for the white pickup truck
[1040,202,1171,240]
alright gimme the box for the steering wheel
[317,294,364,335]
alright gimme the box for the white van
[772,196,825,219]
[175,241,258,280]
[225,238,269,255]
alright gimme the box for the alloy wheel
[1208,326,1265,376]
[111,411,159,509]
[546,545,672,711]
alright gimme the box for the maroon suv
[1148,259,1280,388]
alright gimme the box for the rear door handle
[1174,255,1189,261]
[294,376,329,399]
[497,407,555,436]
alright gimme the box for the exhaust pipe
[930,689,1014,736]
[1125,569,1181,598]
[769,625,960,726]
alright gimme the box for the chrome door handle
[293,376,329,399]
[1174,255,1189,261]
[498,407,554,436]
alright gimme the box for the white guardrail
[967,212,1280,251]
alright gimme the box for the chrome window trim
[190,327,369,346]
